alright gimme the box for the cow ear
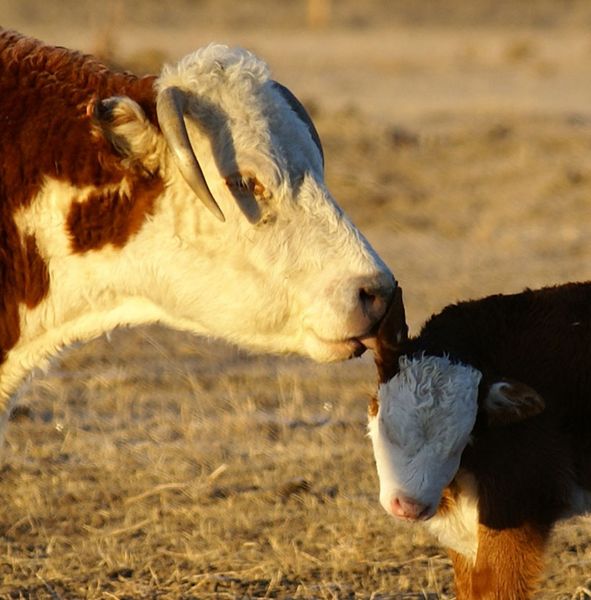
[482,380,545,426]
[89,96,161,174]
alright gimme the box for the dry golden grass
[2,110,591,597]
[1,331,447,598]
[1,1,591,597]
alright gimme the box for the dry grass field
[1,1,591,597]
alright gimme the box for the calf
[368,285,591,599]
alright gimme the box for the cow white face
[137,44,395,362]
[368,355,481,520]
[12,43,394,379]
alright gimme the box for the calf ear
[482,380,545,426]
[89,96,162,175]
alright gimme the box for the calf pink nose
[390,495,430,521]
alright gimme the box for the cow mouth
[324,337,367,359]
[355,322,381,351]
[309,324,382,360]
[314,334,372,360]
[348,338,367,358]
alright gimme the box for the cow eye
[226,173,269,201]
[225,172,273,224]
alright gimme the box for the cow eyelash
[226,173,270,200]
[233,177,250,192]
[225,172,275,225]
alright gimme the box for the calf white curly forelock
[379,355,482,456]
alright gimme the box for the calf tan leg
[470,523,548,600]
[448,549,473,600]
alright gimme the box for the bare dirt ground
[0,1,591,598]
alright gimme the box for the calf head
[368,289,546,520]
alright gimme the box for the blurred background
[5,0,590,327]
[1,2,591,598]
[3,0,591,326]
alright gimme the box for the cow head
[368,290,545,520]
[93,44,395,362]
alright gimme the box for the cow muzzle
[350,274,397,350]
[303,272,396,361]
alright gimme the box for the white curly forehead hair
[369,354,482,516]
[158,43,270,98]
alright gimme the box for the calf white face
[144,44,394,362]
[368,355,481,520]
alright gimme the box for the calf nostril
[390,495,430,521]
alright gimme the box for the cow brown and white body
[369,285,591,599]
[0,30,395,428]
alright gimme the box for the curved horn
[156,86,225,222]
[375,286,408,383]
[271,81,324,167]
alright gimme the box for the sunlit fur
[0,41,393,414]
[149,44,393,360]
[368,355,481,517]
[427,471,480,561]
[370,282,591,598]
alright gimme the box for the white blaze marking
[369,355,481,515]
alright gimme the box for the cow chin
[304,332,367,362]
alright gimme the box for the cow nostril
[359,286,387,319]
[359,287,376,309]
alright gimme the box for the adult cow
[0,30,395,427]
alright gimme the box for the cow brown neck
[0,29,163,362]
